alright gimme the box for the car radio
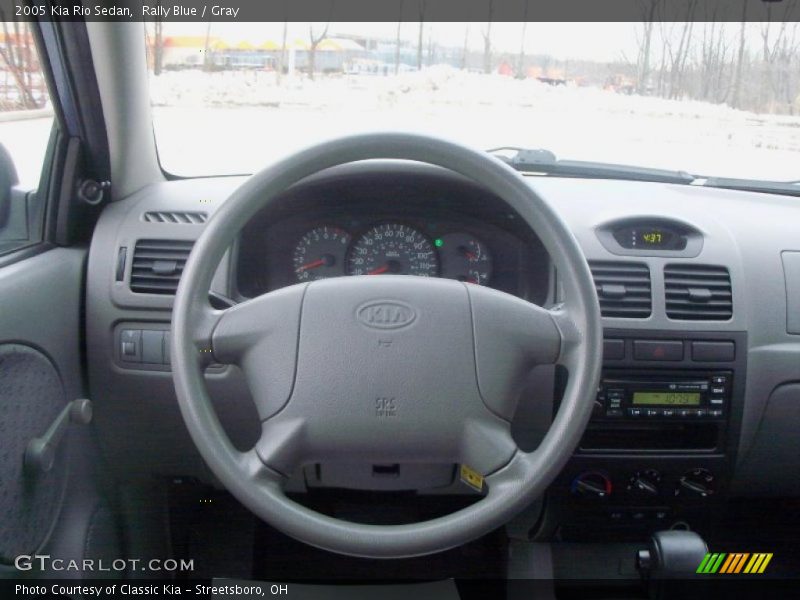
[594,372,731,421]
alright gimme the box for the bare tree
[308,21,331,80]
[698,5,729,103]
[663,1,698,99]
[0,16,40,108]
[517,0,530,78]
[152,0,164,75]
[417,0,427,70]
[276,0,290,84]
[395,0,405,75]
[461,24,470,70]
[426,26,436,65]
[759,0,800,111]
[277,21,289,83]
[202,21,213,72]
[731,0,749,108]
[636,0,662,93]
[481,0,496,74]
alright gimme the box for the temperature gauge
[437,233,492,285]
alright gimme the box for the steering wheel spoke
[458,418,518,479]
[549,305,585,365]
[467,284,563,419]
[211,284,307,419]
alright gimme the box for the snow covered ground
[4,69,800,188]
[150,69,800,181]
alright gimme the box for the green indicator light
[434,238,444,247]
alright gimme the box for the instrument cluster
[292,223,492,285]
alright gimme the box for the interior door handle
[24,398,93,475]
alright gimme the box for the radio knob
[571,471,612,498]
[675,468,715,498]
[627,469,662,497]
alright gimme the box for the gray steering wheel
[171,133,602,558]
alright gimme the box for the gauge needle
[296,258,326,272]
[367,265,390,275]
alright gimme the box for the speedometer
[347,224,438,277]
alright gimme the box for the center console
[541,329,747,542]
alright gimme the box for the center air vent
[143,211,207,224]
[130,239,194,295]
[665,264,732,321]
[589,261,652,318]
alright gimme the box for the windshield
[148,22,800,182]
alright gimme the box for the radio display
[632,392,701,406]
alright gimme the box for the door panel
[0,247,88,566]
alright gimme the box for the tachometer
[293,226,352,281]
[438,233,492,285]
[347,223,438,277]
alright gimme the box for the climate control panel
[570,467,718,501]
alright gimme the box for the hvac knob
[627,469,661,497]
[571,471,612,498]
[675,468,715,498]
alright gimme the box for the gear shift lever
[637,530,708,599]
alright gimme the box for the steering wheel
[171,133,602,559]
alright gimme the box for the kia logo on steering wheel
[356,300,417,330]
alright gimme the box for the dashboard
[84,160,800,540]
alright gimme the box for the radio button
[692,341,735,362]
[603,338,625,360]
[678,409,694,417]
[661,409,675,417]
[633,340,684,361]
[628,408,643,417]
[695,409,707,418]
[605,409,624,417]
[645,408,661,417]
[709,409,723,418]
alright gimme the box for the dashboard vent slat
[665,264,732,321]
[589,261,652,318]
[130,239,194,295]
[143,211,207,224]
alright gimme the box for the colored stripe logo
[697,552,773,574]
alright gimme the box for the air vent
[665,264,732,321]
[143,211,207,224]
[130,239,194,295]
[589,261,652,318]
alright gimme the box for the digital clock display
[637,229,673,247]
[632,392,701,406]
[611,224,687,251]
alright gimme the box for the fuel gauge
[437,233,492,285]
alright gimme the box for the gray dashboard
[85,161,800,497]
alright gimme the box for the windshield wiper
[489,146,800,198]
[488,147,695,185]
[694,176,800,198]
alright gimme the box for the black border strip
[2,0,800,23]
[2,577,799,599]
